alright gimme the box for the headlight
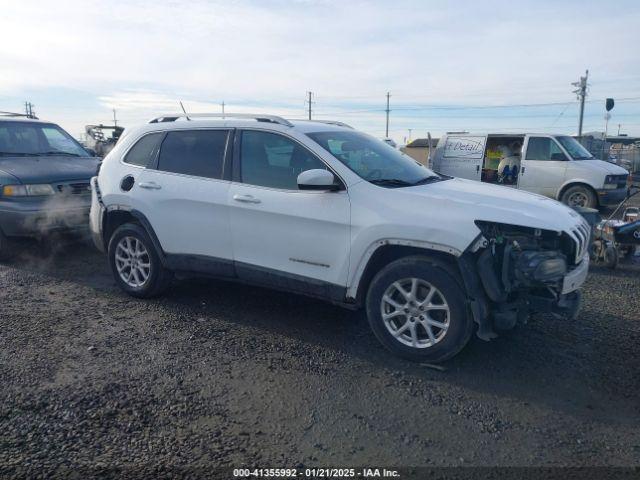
[2,184,56,197]
[603,174,626,189]
[515,251,567,283]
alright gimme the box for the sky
[1,0,639,142]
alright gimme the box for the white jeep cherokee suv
[90,113,590,362]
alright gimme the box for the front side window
[157,130,229,179]
[240,130,327,189]
[124,132,163,167]
[525,137,568,161]
[555,136,594,160]
[0,122,88,157]
[307,130,441,187]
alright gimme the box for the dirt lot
[1,227,639,476]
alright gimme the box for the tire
[603,245,618,269]
[561,185,597,209]
[108,223,173,298]
[365,256,473,363]
[0,229,10,262]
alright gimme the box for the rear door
[134,128,234,272]
[438,135,485,181]
[228,129,351,293]
[519,135,568,197]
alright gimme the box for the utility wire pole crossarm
[572,69,588,138]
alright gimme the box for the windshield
[555,136,594,160]
[0,121,89,157]
[307,130,442,187]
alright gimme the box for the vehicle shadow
[3,238,639,426]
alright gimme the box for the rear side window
[157,130,229,179]
[124,132,163,167]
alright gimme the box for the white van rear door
[439,136,485,181]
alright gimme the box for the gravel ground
[1,215,639,477]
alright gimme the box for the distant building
[401,138,439,167]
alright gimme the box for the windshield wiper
[411,175,442,185]
[369,178,415,187]
[36,151,81,157]
[0,151,40,156]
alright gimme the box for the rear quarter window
[124,132,164,167]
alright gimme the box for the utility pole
[408,128,413,142]
[221,101,225,118]
[385,92,391,138]
[24,101,35,118]
[617,124,621,135]
[572,69,588,138]
[112,108,118,127]
[306,91,313,120]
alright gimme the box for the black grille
[56,182,91,195]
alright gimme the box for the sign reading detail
[444,137,486,159]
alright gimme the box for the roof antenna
[179,101,191,121]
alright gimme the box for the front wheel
[108,223,173,298]
[365,257,473,362]
[561,185,597,209]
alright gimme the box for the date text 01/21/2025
[232,468,400,478]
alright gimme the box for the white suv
[90,113,590,362]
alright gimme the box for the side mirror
[85,147,97,157]
[297,169,341,191]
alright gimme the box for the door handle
[233,194,261,204]
[139,182,162,190]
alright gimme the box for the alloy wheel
[380,278,450,348]
[115,236,151,288]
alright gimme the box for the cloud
[1,0,639,138]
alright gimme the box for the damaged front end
[458,220,590,340]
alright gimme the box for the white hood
[352,178,587,257]
[414,178,582,233]
[574,159,628,175]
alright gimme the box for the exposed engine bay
[459,221,586,340]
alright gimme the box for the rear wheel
[561,185,597,209]
[365,256,473,362]
[108,223,173,298]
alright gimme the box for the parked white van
[432,133,629,208]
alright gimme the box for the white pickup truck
[90,114,590,362]
[432,133,629,209]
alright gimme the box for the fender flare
[346,238,462,299]
[104,206,168,267]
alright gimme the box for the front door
[228,129,351,294]
[519,136,568,197]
